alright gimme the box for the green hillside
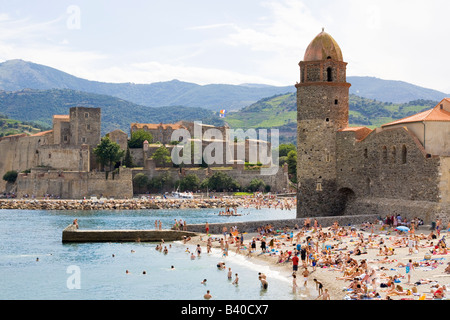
[0,89,224,135]
[225,93,438,144]
[0,113,50,138]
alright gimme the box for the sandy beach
[187,221,450,300]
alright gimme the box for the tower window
[335,99,338,105]
[401,145,407,164]
[327,67,332,82]
[364,148,368,159]
[84,112,89,118]
[382,146,387,164]
[325,118,329,122]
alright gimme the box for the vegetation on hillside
[0,113,50,138]
[0,89,224,135]
[225,93,438,144]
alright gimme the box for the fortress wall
[344,197,446,224]
[16,168,133,199]
[134,165,290,193]
[0,135,46,191]
[36,144,90,171]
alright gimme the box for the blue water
[0,207,314,300]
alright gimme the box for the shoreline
[187,224,450,300]
[0,197,250,210]
[0,196,296,211]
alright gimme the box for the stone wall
[62,224,198,242]
[0,134,48,191]
[16,167,133,199]
[336,127,441,202]
[132,164,290,193]
[36,144,90,172]
[186,214,379,234]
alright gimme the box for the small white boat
[168,191,194,199]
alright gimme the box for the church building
[296,30,450,222]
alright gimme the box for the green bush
[3,170,18,183]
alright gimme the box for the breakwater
[0,198,250,210]
[62,224,198,243]
[185,214,379,234]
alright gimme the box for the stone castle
[0,107,290,199]
[296,30,450,222]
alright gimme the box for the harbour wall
[62,224,198,243]
[185,214,379,234]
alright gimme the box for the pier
[62,224,198,243]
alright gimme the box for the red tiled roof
[31,130,53,137]
[131,122,185,130]
[53,115,70,121]
[338,126,372,140]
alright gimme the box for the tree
[123,146,134,168]
[93,137,125,171]
[3,170,18,183]
[287,150,297,183]
[147,172,175,192]
[247,178,266,192]
[152,145,172,166]
[278,143,296,157]
[176,174,200,191]
[128,129,153,148]
[202,171,240,192]
[133,173,149,194]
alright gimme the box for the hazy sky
[0,0,449,92]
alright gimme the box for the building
[296,30,450,222]
[0,107,133,199]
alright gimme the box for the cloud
[0,0,449,93]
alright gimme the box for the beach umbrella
[396,226,410,232]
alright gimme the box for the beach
[187,221,450,300]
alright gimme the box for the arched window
[391,146,397,163]
[366,177,371,195]
[327,67,332,82]
[401,145,407,164]
[382,146,387,164]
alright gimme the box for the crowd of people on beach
[192,214,450,300]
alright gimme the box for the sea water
[0,207,316,300]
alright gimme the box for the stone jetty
[0,198,246,211]
[62,224,198,243]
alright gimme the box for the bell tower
[296,29,351,217]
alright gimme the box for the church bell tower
[296,29,351,217]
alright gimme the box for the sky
[0,0,449,93]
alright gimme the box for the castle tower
[296,29,351,217]
[69,107,101,148]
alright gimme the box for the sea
[0,206,317,300]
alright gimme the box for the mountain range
[0,59,447,142]
[0,59,447,111]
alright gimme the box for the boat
[167,190,194,199]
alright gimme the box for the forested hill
[0,88,224,135]
[224,92,438,144]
